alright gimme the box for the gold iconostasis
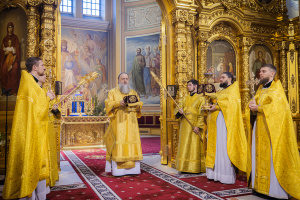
[0,0,300,171]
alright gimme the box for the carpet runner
[49,149,252,200]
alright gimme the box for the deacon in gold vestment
[104,73,143,176]
[248,64,300,199]
[3,57,55,199]
[174,79,205,173]
[206,72,248,184]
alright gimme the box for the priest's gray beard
[119,83,130,94]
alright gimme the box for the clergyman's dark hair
[26,57,42,72]
[261,63,277,76]
[222,72,235,83]
[187,79,199,87]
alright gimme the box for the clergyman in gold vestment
[206,72,248,184]
[248,64,300,199]
[174,79,205,173]
[104,72,143,176]
[3,57,55,199]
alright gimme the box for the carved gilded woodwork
[61,116,108,149]
[27,5,40,57]
[279,41,289,96]
[241,37,251,110]
[172,9,190,101]
[0,0,26,12]
[40,0,57,90]
[201,0,286,15]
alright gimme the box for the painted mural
[206,40,236,85]
[249,44,273,79]
[287,0,299,19]
[0,8,27,95]
[61,27,108,104]
[125,33,160,105]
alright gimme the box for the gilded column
[197,37,207,84]
[27,0,41,58]
[186,14,195,81]
[172,9,188,101]
[40,0,57,90]
[279,41,289,96]
[241,37,251,111]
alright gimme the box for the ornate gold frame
[0,0,61,173]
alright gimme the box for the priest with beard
[174,79,206,173]
[247,64,300,199]
[206,72,248,184]
[104,72,144,176]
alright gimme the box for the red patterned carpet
[0,137,252,200]
[44,148,252,200]
[140,136,161,154]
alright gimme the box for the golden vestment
[3,71,50,199]
[104,87,143,169]
[174,93,205,173]
[245,80,300,199]
[47,100,61,187]
[206,82,248,173]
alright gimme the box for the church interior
[0,0,300,199]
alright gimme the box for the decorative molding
[126,3,161,31]
[291,98,297,113]
[208,22,237,43]
[251,24,277,35]
[279,41,289,95]
[27,5,40,57]
[241,37,251,110]
[172,9,189,24]
[290,74,296,88]
[61,16,110,31]
[201,0,286,14]
[290,49,295,64]
[199,10,251,31]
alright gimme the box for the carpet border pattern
[212,187,252,197]
[140,163,223,200]
[64,150,121,200]
[50,184,87,191]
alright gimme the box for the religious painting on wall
[125,33,160,106]
[0,8,27,95]
[206,40,236,89]
[287,0,299,19]
[249,44,273,79]
[61,27,109,104]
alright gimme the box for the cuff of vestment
[215,105,221,111]
[113,102,121,108]
[257,106,263,113]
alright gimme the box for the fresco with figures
[249,44,273,79]
[206,40,236,91]
[61,27,109,105]
[0,8,27,95]
[125,33,160,106]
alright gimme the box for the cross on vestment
[246,72,260,100]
